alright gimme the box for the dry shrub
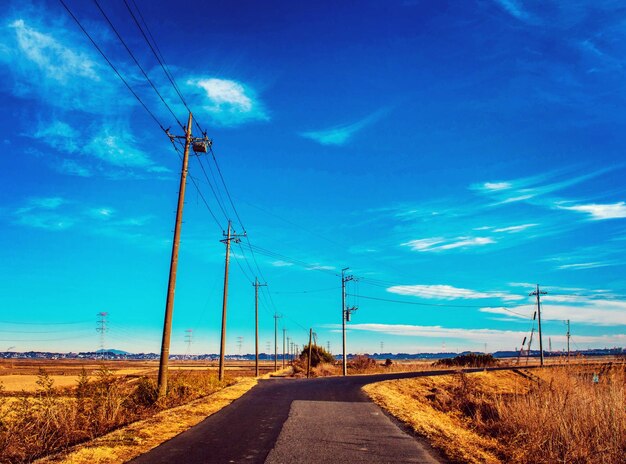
[0,367,231,463]
[492,365,625,464]
[312,362,339,377]
[425,372,500,426]
[348,355,377,373]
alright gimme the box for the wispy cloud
[482,182,511,191]
[493,223,538,233]
[11,196,161,246]
[271,260,294,267]
[186,77,268,126]
[33,119,167,176]
[14,196,73,230]
[557,262,611,270]
[471,168,614,206]
[0,18,126,114]
[481,294,626,326]
[402,236,495,252]
[337,322,626,350]
[300,109,387,146]
[558,202,626,220]
[387,284,523,301]
[492,0,530,21]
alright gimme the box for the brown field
[0,359,277,393]
[364,362,626,464]
[0,358,278,463]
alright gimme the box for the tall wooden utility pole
[218,220,242,381]
[282,328,286,368]
[307,328,313,378]
[530,284,548,367]
[341,268,356,376]
[158,112,193,398]
[253,278,266,377]
[566,319,571,363]
[273,313,281,371]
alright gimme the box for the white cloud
[34,120,79,153]
[401,237,445,251]
[402,236,494,252]
[483,182,511,190]
[306,264,335,271]
[0,18,125,114]
[300,110,387,146]
[439,237,494,250]
[272,260,294,267]
[494,223,538,233]
[387,284,523,301]
[557,262,610,270]
[558,202,626,220]
[328,322,626,350]
[402,236,495,252]
[481,295,626,326]
[188,77,267,126]
[82,124,167,173]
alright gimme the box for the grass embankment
[364,364,625,464]
[0,366,268,464]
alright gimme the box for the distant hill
[96,348,131,355]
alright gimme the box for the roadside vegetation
[0,366,238,463]
[364,363,625,464]
[434,353,498,368]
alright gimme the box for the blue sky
[1,0,625,355]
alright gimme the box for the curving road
[130,370,485,464]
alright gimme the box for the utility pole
[236,336,244,355]
[96,312,108,360]
[273,313,281,371]
[341,268,357,376]
[566,319,571,363]
[327,341,331,354]
[526,327,535,366]
[282,328,286,368]
[517,335,527,365]
[530,284,548,367]
[307,328,313,378]
[286,336,291,364]
[253,278,267,377]
[158,112,209,398]
[184,329,193,359]
[218,220,243,381]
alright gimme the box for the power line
[0,320,91,325]
[270,286,339,294]
[169,138,224,229]
[58,0,166,131]
[209,148,246,231]
[92,0,184,129]
[194,155,230,221]
[348,293,533,316]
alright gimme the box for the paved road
[130,370,471,464]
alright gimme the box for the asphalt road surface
[130,370,463,464]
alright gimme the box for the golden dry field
[0,358,278,463]
[364,362,625,464]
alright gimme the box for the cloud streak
[558,202,626,220]
[402,236,495,252]
[387,284,523,301]
[481,294,626,326]
[300,109,387,146]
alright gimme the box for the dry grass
[34,378,258,464]
[0,359,274,464]
[364,364,625,464]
